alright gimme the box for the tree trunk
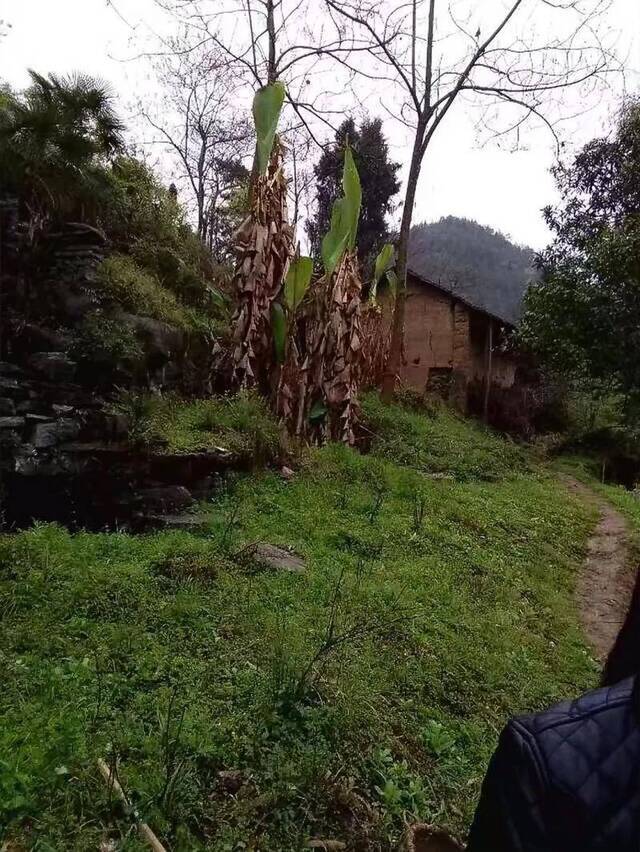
[266,0,277,83]
[381,131,424,402]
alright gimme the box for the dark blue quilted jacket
[467,677,640,851]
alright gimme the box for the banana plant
[321,144,362,278]
[272,255,314,364]
[253,81,286,174]
[371,242,396,303]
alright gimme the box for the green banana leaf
[371,242,395,301]
[320,145,362,278]
[321,198,350,279]
[253,82,286,175]
[284,256,313,314]
[342,146,361,251]
[373,243,395,285]
[271,302,287,364]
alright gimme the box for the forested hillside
[409,216,537,323]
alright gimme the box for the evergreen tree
[519,99,640,419]
[306,117,400,275]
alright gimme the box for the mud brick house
[398,263,521,413]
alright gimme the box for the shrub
[110,389,158,445]
[71,311,143,373]
[95,254,195,329]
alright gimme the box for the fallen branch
[97,758,168,852]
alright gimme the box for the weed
[422,720,457,758]
[111,389,157,446]
[412,488,428,532]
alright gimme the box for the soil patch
[565,476,635,660]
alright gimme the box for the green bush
[71,311,143,369]
[95,254,195,329]
[361,392,529,481]
[102,156,222,309]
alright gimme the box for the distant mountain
[408,216,537,325]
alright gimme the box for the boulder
[120,313,185,362]
[0,398,16,416]
[28,352,77,382]
[251,543,306,574]
[31,417,81,449]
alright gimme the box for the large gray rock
[31,417,81,449]
[251,543,306,574]
[120,313,185,361]
[0,398,16,416]
[28,352,77,382]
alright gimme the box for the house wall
[395,275,517,400]
[402,280,455,389]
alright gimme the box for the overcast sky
[1,0,638,249]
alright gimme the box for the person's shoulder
[511,677,636,741]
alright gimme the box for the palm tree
[0,70,125,221]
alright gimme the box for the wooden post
[483,319,493,422]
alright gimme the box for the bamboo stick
[97,759,168,852]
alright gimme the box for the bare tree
[150,1,381,149]
[141,36,252,242]
[325,0,621,400]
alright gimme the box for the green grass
[113,391,280,462]
[0,404,598,850]
[362,393,529,481]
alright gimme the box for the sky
[0,0,638,250]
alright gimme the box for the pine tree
[306,117,400,276]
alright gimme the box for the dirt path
[564,477,635,661]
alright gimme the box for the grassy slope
[1,400,598,850]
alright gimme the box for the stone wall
[0,356,237,530]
